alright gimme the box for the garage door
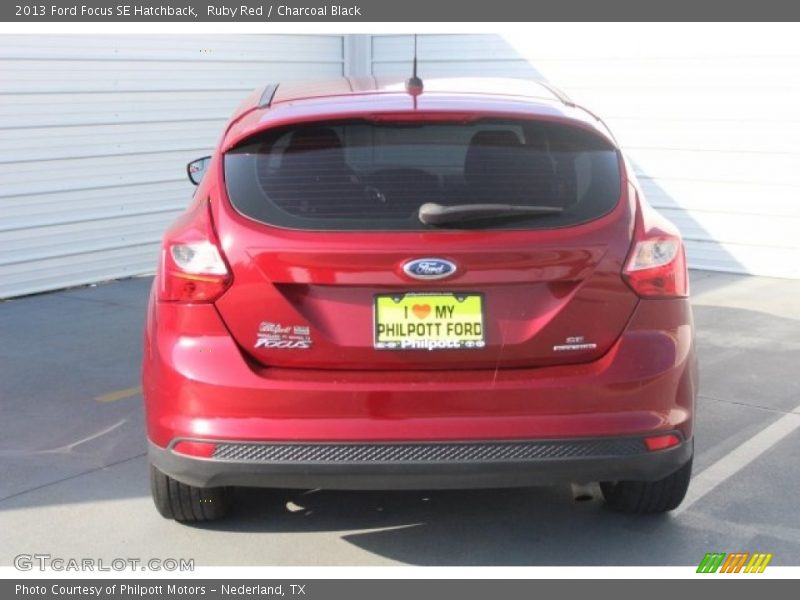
[0,34,345,298]
[370,30,800,279]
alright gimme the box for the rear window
[224,119,621,231]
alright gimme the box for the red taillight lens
[158,201,231,303]
[644,434,681,451]
[623,236,688,298]
[172,440,217,458]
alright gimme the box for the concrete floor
[0,270,798,566]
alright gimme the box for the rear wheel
[149,464,232,522]
[601,456,692,514]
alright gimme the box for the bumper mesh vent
[212,438,646,463]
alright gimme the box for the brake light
[644,434,681,451]
[622,197,689,298]
[624,236,688,298]
[158,200,231,303]
[173,440,217,458]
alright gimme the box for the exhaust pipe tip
[570,482,599,502]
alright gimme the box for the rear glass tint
[224,119,621,231]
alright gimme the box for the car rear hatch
[213,116,638,370]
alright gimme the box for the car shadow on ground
[189,484,710,565]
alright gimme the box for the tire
[601,456,692,514]
[149,464,232,522]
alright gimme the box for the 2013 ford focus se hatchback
[143,77,697,521]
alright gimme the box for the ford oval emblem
[402,258,457,280]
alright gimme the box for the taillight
[158,200,231,303]
[644,434,681,451]
[172,440,217,458]
[623,200,689,298]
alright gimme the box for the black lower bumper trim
[212,438,648,462]
[149,436,693,491]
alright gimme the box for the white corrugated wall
[370,30,800,279]
[3,31,798,298]
[0,34,345,298]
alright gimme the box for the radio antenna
[405,34,424,97]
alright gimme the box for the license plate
[374,292,485,350]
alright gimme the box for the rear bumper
[143,296,697,447]
[149,437,693,490]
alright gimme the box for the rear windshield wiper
[418,202,564,226]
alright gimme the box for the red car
[143,77,697,521]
